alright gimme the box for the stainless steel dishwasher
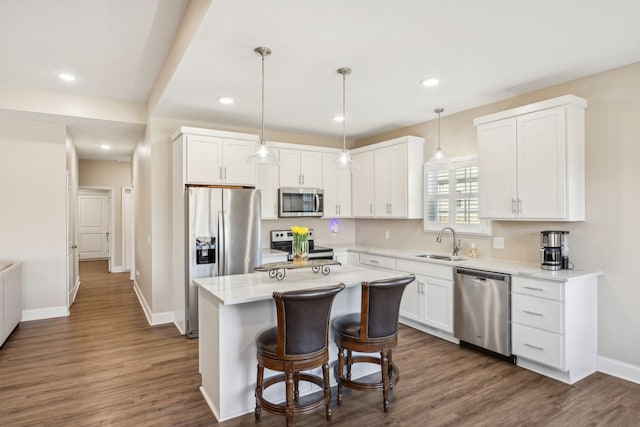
[454,267,512,358]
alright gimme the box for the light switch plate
[493,237,505,249]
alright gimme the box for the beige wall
[78,159,132,269]
[0,118,68,315]
[355,61,640,366]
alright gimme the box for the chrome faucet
[436,227,461,256]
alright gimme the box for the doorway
[78,188,114,271]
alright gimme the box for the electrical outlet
[384,230,390,239]
[493,237,505,249]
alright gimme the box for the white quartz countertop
[195,264,402,306]
[326,245,602,282]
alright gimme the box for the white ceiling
[1,0,640,160]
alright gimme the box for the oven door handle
[314,193,320,213]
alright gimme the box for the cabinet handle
[524,286,544,292]
[368,259,379,264]
[301,174,305,185]
[511,198,516,214]
[524,310,544,317]
[338,204,341,215]
[524,343,545,351]
[370,204,373,214]
[224,167,227,180]
[220,166,223,180]
[336,204,339,215]
[517,198,522,214]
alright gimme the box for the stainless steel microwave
[278,187,324,217]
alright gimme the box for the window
[424,157,491,234]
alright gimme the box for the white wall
[0,117,68,319]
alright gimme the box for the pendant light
[331,67,359,171]
[430,107,447,162]
[247,46,279,165]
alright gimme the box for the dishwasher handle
[455,267,511,283]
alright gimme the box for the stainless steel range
[270,229,334,261]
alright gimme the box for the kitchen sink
[414,254,466,261]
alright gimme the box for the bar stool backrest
[362,275,415,340]
[273,284,345,356]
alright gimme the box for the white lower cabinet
[511,275,597,384]
[333,249,349,265]
[395,259,454,335]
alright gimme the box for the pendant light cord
[260,51,265,145]
[337,67,351,152]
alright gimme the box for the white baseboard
[111,266,125,273]
[22,306,69,321]
[69,278,81,305]
[132,280,174,326]
[598,355,640,385]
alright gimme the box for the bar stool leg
[293,371,300,401]
[285,370,294,426]
[255,363,264,419]
[346,349,353,380]
[323,362,332,420]
[381,350,390,412]
[336,347,344,405]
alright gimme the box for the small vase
[292,236,309,265]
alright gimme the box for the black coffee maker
[540,231,569,270]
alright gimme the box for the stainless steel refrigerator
[185,186,261,337]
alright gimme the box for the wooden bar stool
[255,283,345,426]
[332,275,415,412]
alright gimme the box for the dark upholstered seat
[332,275,415,412]
[255,283,345,426]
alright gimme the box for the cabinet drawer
[358,254,395,270]
[513,276,563,301]
[395,259,452,280]
[512,323,564,370]
[512,293,563,333]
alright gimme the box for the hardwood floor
[1,260,639,426]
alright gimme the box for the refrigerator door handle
[218,210,226,275]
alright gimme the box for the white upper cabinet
[256,149,280,220]
[352,136,423,219]
[279,148,323,188]
[351,151,375,217]
[474,95,586,221]
[176,128,258,186]
[322,152,352,217]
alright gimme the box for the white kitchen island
[195,264,402,422]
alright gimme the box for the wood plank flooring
[1,260,639,426]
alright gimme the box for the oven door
[279,187,324,217]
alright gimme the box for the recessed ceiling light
[100,144,111,150]
[421,77,440,87]
[57,72,77,82]
[218,96,234,104]
[332,115,344,122]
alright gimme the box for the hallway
[0,261,212,426]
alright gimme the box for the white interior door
[78,192,110,260]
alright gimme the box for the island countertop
[195,264,402,306]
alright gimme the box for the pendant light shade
[429,107,447,163]
[331,67,359,172]
[247,46,279,165]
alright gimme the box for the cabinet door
[256,149,280,220]
[322,153,352,217]
[299,151,323,188]
[424,276,454,333]
[400,278,423,323]
[477,118,517,218]
[186,135,223,184]
[374,149,391,216]
[517,107,566,219]
[388,144,408,217]
[279,148,302,187]
[352,151,375,217]
[347,252,360,266]
[222,139,257,185]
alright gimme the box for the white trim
[111,266,125,273]
[132,280,174,326]
[22,306,69,321]
[69,278,81,305]
[598,355,640,385]
[199,386,223,422]
[121,187,133,273]
[473,94,588,126]
[171,126,259,142]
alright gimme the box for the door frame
[121,186,135,280]
[78,186,115,272]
